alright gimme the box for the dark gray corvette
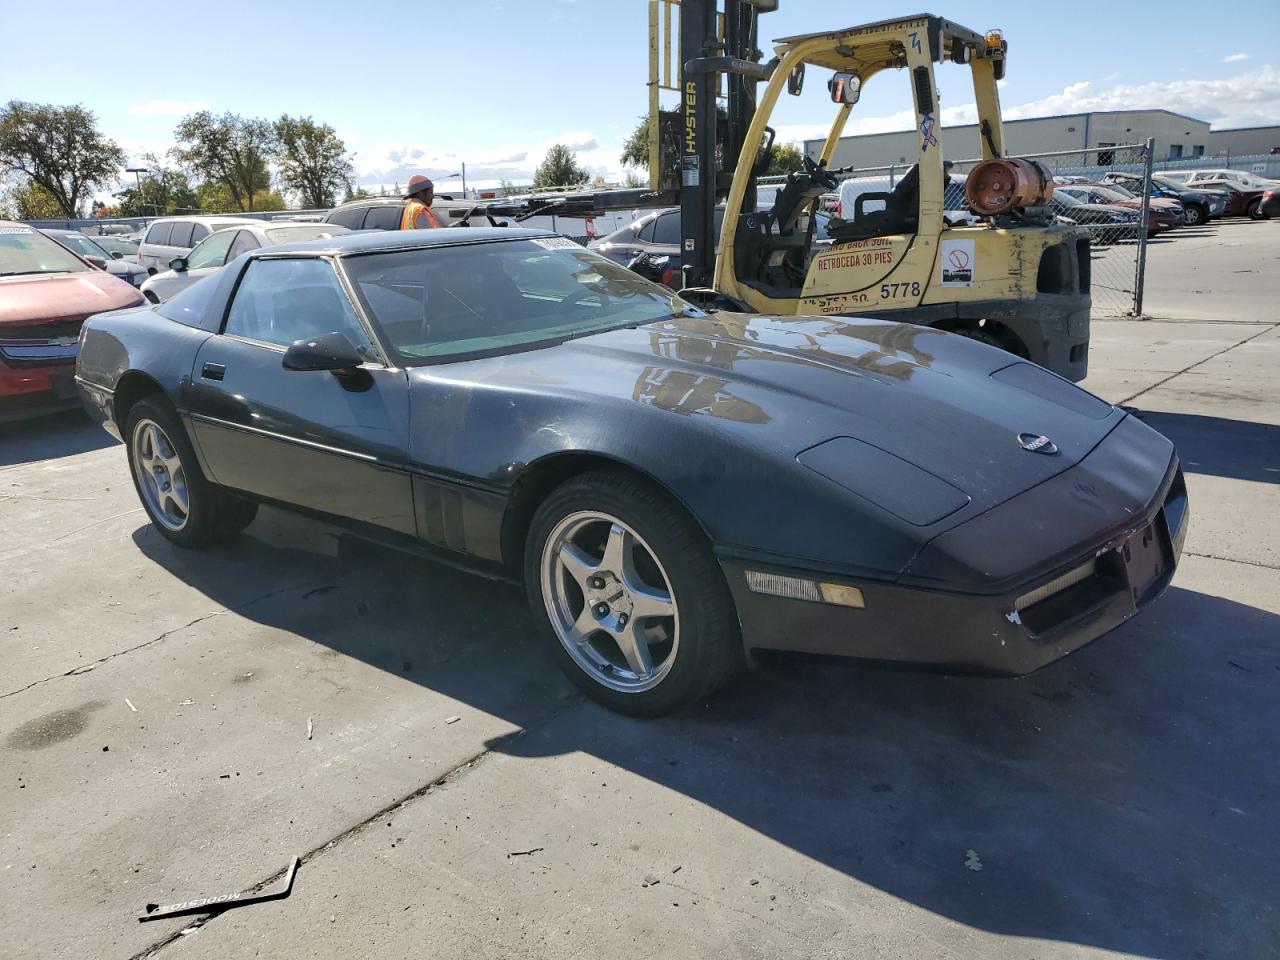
[75,228,1188,715]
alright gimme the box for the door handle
[201,362,226,381]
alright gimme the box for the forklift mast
[677,0,777,289]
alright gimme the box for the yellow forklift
[654,8,1094,381]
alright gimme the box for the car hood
[0,270,144,325]
[461,313,1124,518]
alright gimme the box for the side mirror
[85,255,108,270]
[828,72,861,105]
[168,257,188,272]
[110,250,124,260]
[787,63,805,96]
[282,332,364,375]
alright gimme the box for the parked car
[589,206,833,285]
[1048,192,1141,245]
[1260,188,1280,219]
[89,233,142,261]
[76,226,1187,716]
[137,216,259,274]
[140,222,352,303]
[1169,168,1280,192]
[1178,178,1271,219]
[0,221,143,422]
[41,229,148,287]
[1100,172,1223,225]
[322,196,516,232]
[1054,185,1181,235]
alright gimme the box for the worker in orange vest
[400,175,442,229]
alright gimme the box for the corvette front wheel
[525,470,740,717]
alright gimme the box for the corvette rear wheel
[1247,198,1265,220]
[526,470,739,717]
[125,397,257,548]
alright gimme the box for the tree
[114,153,198,217]
[173,111,276,212]
[766,142,805,176]
[533,144,589,189]
[0,179,63,219]
[0,100,125,217]
[274,115,353,208]
[343,184,375,202]
[622,170,645,188]
[498,179,523,197]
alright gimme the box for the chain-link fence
[798,141,1156,317]
[951,142,1155,317]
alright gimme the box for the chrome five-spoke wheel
[132,418,189,531]
[541,511,679,693]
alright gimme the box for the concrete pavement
[2,223,1277,960]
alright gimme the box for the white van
[137,216,258,274]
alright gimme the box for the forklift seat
[826,164,948,243]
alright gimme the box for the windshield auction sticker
[939,238,974,286]
[531,236,580,251]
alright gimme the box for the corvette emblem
[1017,432,1058,455]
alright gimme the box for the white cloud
[1223,53,1250,63]
[126,99,209,117]
[1002,65,1280,128]
[347,130,618,189]
[783,65,1280,146]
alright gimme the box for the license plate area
[1121,519,1173,605]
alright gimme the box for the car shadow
[129,510,1279,960]
[0,410,117,467]
[1130,410,1280,484]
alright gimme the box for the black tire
[1247,198,1265,221]
[1184,204,1207,227]
[524,468,740,717]
[124,396,257,548]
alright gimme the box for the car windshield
[0,225,93,275]
[344,237,700,363]
[1083,186,1130,203]
[1101,183,1136,199]
[95,236,140,254]
[1053,190,1085,207]
[264,225,350,244]
[53,232,109,258]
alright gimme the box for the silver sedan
[140,222,351,303]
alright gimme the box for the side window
[145,222,172,246]
[224,258,372,351]
[327,207,366,230]
[363,206,403,231]
[227,230,260,261]
[168,222,194,248]
[190,223,209,244]
[635,217,657,243]
[652,213,681,245]
[186,229,238,269]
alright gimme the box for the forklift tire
[950,325,1006,351]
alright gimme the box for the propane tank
[964,158,1054,215]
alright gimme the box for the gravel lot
[2,219,1277,960]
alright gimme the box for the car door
[185,256,415,535]
[173,228,239,291]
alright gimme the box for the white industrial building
[806,109,1277,170]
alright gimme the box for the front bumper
[721,418,1187,675]
[0,326,83,423]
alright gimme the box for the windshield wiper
[0,269,68,277]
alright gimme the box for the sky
[2,0,1277,197]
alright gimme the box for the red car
[1,221,144,422]
[1057,185,1184,236]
